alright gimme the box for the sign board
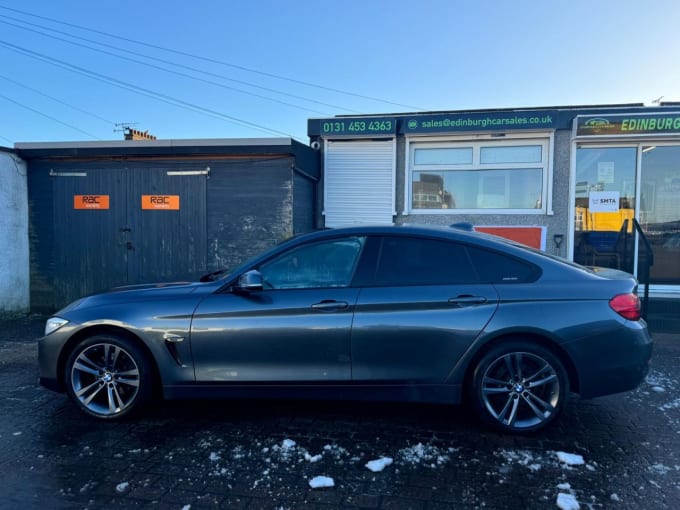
[142,195,180,210]
[74,195,109,210]
[315,117,397,137]
[589,191,620,212]
[401,111,560,134]
[575,113,680,137]
[597,162,615,184]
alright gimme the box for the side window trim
[349,236,381,287]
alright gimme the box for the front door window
[640,146,680,285]
[573,147,637,272]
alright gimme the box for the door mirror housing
[235,270,264,292]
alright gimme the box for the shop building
[308,104,680,299]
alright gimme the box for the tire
[470,340,569,434]
[64,334,153,420]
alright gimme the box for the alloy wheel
[70,343,141,417]
[480,351,561,430]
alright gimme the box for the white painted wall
[0,150,29,313]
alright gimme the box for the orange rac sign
[74,195,110,210]
[142,195,180,210]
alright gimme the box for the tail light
[609,293,641,321]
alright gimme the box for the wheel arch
[462,332,581,396]
[57,325,162,396]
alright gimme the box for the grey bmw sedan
[39,224,652,433]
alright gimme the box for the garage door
[52,167,207,304]
[323,140,395,227]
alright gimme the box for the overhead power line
[0,4,425,111]
[0,40,298,139]
[0,72,115,125]
[0,91,100,139]
[0,14,351,115]
[0,16,333,116]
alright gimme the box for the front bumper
[38,322,80,394]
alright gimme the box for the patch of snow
[556,493,580,510]
[182,505,191,510]
[557,483,571,490]
[209,452,220,462]
[304,453,322,463]
[397,443,450,468]
[115,482,129,493]
[652,386,666,393]
[282,439,296,449]
[12,432,21,436]
[555,451,585,466]
[322,444,350,460]
[365,457,393,472]
[645,371,677,389]
[649,463,672,475]
[659,398,680,411]
[610,493,621,502]
[496,449,541,471]
[308,475,334,489]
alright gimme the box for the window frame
[404,133,554,215]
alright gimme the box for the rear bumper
[565,320,653,399]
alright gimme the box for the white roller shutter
[323,139,395,227]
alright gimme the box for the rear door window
[466,245,540,283]
[373,236,479,286]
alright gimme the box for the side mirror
[235,270,264,292]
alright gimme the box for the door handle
[311,300,349,312]
[448,295,487,306]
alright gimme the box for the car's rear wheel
[470,341,568,433]
[64,335,152,419]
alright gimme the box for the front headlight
[44,317,69,336]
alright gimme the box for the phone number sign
[312,117,397,136]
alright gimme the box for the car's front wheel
[64,335,153,419]
[470,341,568,433]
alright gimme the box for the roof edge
[14,137,293,151]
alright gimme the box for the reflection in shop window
[410,140,549,212]
[412,169,543,210]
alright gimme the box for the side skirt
[163,383,462,405]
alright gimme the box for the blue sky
[1,0,678,144]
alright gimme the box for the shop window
[414,147,472,165]
[409,139,550,214]
[480,145,542,164]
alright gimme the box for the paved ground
[1,315,678,510]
